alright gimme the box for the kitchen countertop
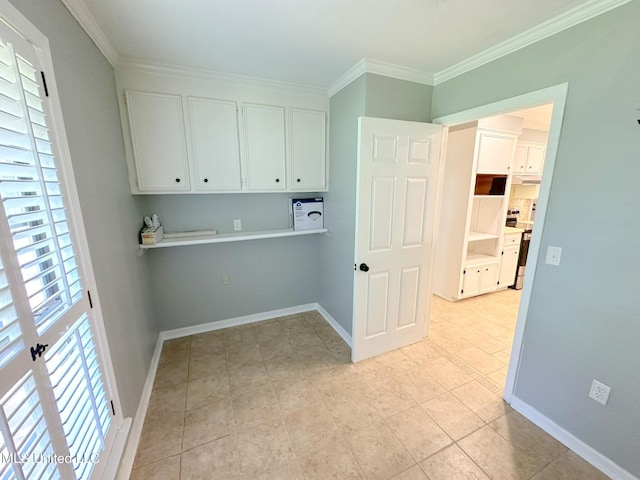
[504,226,525,234]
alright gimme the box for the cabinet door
[478,262,498,293]
[126,91,190,191]
[498,246,519,288]
[525,145,546,175]
[513,145,527,174]
[187,98,241,191]
[289,108,326,191]
[242,104,286,191]
[462,267,481,297]
[476,132,516,174]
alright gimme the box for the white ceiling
[71,0,625,89]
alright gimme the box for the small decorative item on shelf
[140,214,164,245]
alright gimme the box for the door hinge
[110,400,116,416]
[463,269,466,275]
[123,93,127,106]
[40,71,49,97]
[460,289,464,294]
[87,290,93,309]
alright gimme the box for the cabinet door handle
[203,178,209,183]
[275,178,280,183]
[297,178,301,183]
[175,178,181,183]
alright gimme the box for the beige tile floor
[130,289,609,479]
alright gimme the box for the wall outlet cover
[545,245,562,266]
[588,379,611,406]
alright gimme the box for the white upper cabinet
[475,131,517,174]
[121,71,328,194]
[513,143,546,175]
[186,97,241,192]
[126,91,190,191]
[241,104,287,191]
[289,108,327,191]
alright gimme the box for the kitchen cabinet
[462,260,498,297]
[497,233,521,289]
[242,103,287,191]
[186,97,242,192]
[289,108,327,191]
[476,131,518,174]
[433,114,523,301]
[125,91,190,192]
[513,142,546,175]
[123,91,327,194]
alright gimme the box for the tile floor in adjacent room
[130,289,609,479]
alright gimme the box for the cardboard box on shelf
[292,198,323,231]
[141,225,164,245]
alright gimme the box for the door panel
[369,177,395,251]
[353,117,443,362]
[402,178,427,247]
[365,272,390,338]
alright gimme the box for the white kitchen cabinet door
[242,103,286,191]
[187,97,242,191]
[498,246,520,288]
[525,144,546,175]
[289,108,326,191]
[513,145,528,174]
[462,262,498,297]
[476,132,516,174]
[126,91,190,191]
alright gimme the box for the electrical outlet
[233,219,242,231]
[545,245,562,266]
[222,274,230,286]
[588,379,611,406]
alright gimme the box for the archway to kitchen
[423,84,568,402]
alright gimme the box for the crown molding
[118,57,329,97]
[59,0,119,66]
[328,58,435,97]
[434,0,632,85]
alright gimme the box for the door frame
[432,83,569,403]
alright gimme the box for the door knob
[359,263,370,272]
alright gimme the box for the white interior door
[352,117,443,362]
[0,13,119,480]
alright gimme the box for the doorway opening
[428,83,568,402]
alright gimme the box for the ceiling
[69,0,626,89]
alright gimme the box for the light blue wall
[142,194,320,330]
[318,77,366,332]
[432,3,640,476]
[8,0,159,417]
[365,74,432,122]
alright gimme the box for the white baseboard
[160,303,318,341]
[315,303,352,347]
[510,396,638,480]
[116,302,351,479]
[116,335,164,480]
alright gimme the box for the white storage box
[141,225,164,245]
[292,198,323,231]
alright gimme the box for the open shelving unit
[139,227,328,249]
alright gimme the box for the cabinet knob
[203,178,209,183]
[175,178,181,183]
[297,178,301,183]
[275,178,280,183]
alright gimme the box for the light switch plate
[545,245,562,266]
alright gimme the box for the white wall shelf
[139,228,328,249]
[465,253,498,266]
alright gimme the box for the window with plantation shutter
[0,7,122,480]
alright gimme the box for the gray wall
[318,77,366,332]
[365,74,432,122]
[319,74,433,334]
[432,3,640,476]
[9,0,159,417]
[142,194,320,330]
